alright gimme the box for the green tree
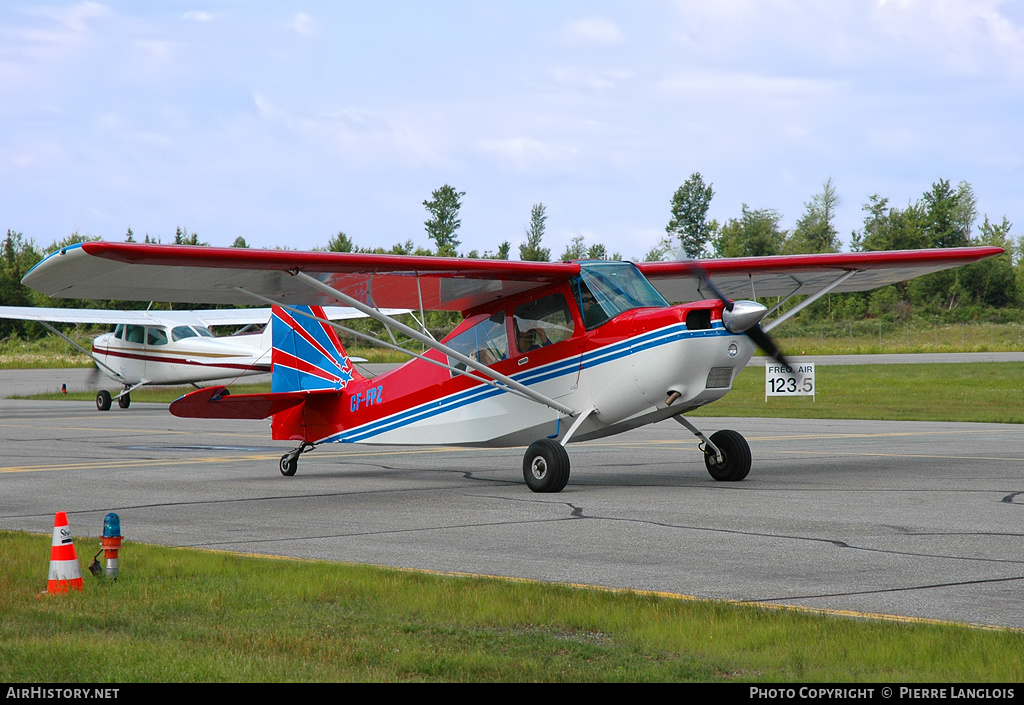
[851,195,926,252]
[786,178,840,254]
[232,236,249,248]
[173,227,206,246]
[326,231,355,252]
[559,234,620,261]
[0,230,43,337]
[520,203,550,261]
[125,228,135,243]
[666,173,715,259]
[423,185,464,257]
[960,215,1016,307]
[713,205,786,258]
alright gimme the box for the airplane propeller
[681,254,797,373]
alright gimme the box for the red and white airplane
[22,241,1001,491]
[0,304,399,410]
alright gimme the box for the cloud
[477,136,580,173]
[285,12,316,37]
[563,17,624,46]
[183,11,214,23]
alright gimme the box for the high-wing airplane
[22,241,1001,490]
[0,304,403,410]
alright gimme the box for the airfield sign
[765,362,815,401]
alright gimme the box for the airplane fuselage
[91,322,272,386]
[270,289,755,449]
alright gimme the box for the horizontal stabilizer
[169,385,307,420]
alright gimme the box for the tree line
[2,176,1021,340]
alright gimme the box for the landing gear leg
[280,441,314,477]
[674,415,751,482]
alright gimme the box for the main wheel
[96,390,112,411]
[279,454,298,477]
[117,392,131,409]
[523,439,570,493]
[704,429,751,481]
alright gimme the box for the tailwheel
[279,454,298,477]
[117,392,131,409]
[96,390,112,411]
[523,439,570,493]
[704,429,751,482]
[279,441,313,477]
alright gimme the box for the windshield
[572,262,668,329]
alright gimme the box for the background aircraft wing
[0,304,392,327]
[23,242,579,312]
[636,247,1004,302]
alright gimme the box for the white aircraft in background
[0,305,405,410]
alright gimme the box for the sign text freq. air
[765,362,815,400]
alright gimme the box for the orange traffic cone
[47,512,83,594]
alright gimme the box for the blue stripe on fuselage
[322,322,731,444]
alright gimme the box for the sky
[2,0,1022,261]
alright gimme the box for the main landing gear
[523,439,571,493]
[95,389,130,411]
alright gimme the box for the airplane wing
[0,304,402,327]
[22,241,1002,313]
[23,242,578,312]
[637,247,1005,302]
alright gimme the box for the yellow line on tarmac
[0,446,470,474]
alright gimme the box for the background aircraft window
[445,312,507,373]
[194,326,214,337]
[172,326,198,341]
[125,325,145,344]
[113,324,124,340]
[146,327,168,346]
[513,293,574,353]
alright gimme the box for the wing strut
[762,270,858,333]
[236,274,577,418]
[35,320,127,384]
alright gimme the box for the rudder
[271,305,362,393]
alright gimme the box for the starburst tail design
[271,305,361,393]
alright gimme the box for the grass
[692,362,1024,424]
[2,531,1021,683]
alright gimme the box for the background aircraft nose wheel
[522,439,570,493]
[117,392,131,409]
[96,390,111,411]
[703,429,751,481]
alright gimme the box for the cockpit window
[146,327,168,346]
[571,262,668,330]
[124,325,145,344]
[513,294,574,353]
[172,326,197,341]
[445,312,508,373]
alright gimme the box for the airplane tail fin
[271,305,363,393]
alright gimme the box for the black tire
[117,392,131,409]
[280,454,298,477]
[96,390,112,411]
[704,429,751,481]
[523,439,570,493]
